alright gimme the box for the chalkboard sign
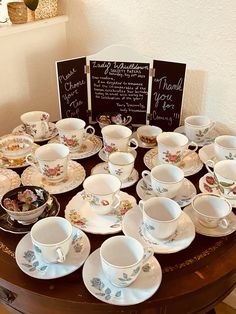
[150,60,186,131]
[89,60,150,125]
[56,57,88,122]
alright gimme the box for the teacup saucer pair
[174,125,220,147]
[0,168,21,198]
[13,122,58,143]
[136,177,196,207]
[132,131,157,149]
[184,205,236,237]
[0,196,60,234]
[143,148,203,176]
[122,207,195,254]
[82,248,162,306]
[65,191,136,235]
[199,173,236,208]
[49,135,103,159]
[15,227,90,279]
[99,148,137,162]
[91,162,139,188]
[21,160,86,194]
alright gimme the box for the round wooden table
[0,144,235,314]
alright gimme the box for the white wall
[64,0,236,135]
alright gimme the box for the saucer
[0,143,39,169]
[0,196,60,234]
[143,147,203,176]
[15,227,90,279]
[48,135,103,160]
[12,122,58,142]
[136,178,196,207]
[198,143,218,165]
[122,207,195,254]
[174,125,220,147]
[91,162,139,188]
[184,204,236,237]
[98,148,137,162]
[65,191,137,235]
[0,168,21,197]
[21,160,86,194]
[199,173,236,207]
[82,248,162,306]
[132,131,157,149]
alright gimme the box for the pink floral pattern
[163,150,181,164]
[43,164,63,178]
[62,135,79,148]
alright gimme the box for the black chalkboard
[89,60,150,124]
[56,57,88,122]
[150,60,186,131]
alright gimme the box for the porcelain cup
[83,173,122,215]
[108,151,135,183]
[184,115,215,143]
[142,164,184,198]
[26,143,70,183]
[214,135,236,161]
[100,235,154,287]
[206,159,236,199]
[157,132,198,165]
[191,193,232,228]
[31,217,73,263]
[139,197,182,240]
[101,125,138,157]
[136,125,162,146]
[20,111,50,140]
[56,118,95,153]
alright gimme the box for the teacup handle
[142,246,154,264]
[205,159,215,174]
[124,115,132,125]
[218,218,229,229]
[183,141,198,159]
[128,138,139,150]
[25,153,38,168]
[112,193,121,209]
[84,125,95,139]
[141,170,151,186]
[138,200,145,213]
[56,247,66,263]
[41,121,49,136]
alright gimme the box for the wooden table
[0,144,236,314]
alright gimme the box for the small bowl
[1,186,50,225]
[96,112,132,129]
[0,133,34,161]
[137,125,162,146]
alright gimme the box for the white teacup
[20,111,50,140]
[100,235,153,287]
[214,135,236,161]
[56,118,95,153]
[31,216,73,263]
[26,143,70,183]
[83,173,122,215]
[101,125,138,157]
[192,193,231,228]
[184,115,215,143]
[157,132,198,165]
[137,125,162,146]
[142,164,184,198]
[139,197,182,240]
[108,151,135,183]
[206,159,236,199]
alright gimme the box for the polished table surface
[0,139,236,314]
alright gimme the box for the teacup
[100,235,153,287]
[214,135,236,161]
[108,151,135,183]
[101,125,138,157]
[137,125,162,146]
[157,132,198,165]
[142,164,184,198]
[31,216,73,263]
[206,159,236,199]
[20,111,50,140]
[96,112,132,129]
[0,133,33,162]
[26,143,70,183]
[184,115,215,143]
[56,118,95,153]
[139,197,182,240]
[191,193,231,228]
[83,173,122,215]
